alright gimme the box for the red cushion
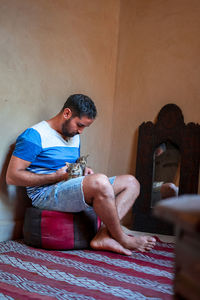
[23,207,100,250]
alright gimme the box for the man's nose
[77,128,84,134]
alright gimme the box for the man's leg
[82,174,156,255]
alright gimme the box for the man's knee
[83,173,114,204]
[161,182,179,199]
[90,173,114,196]
[124,175,140,195]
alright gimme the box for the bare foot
[90,227,132,256]
[125,235,156,252]
[91,227,156,254]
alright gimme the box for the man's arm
[6,155,68,187]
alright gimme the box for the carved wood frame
[133,103,200,234]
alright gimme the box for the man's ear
[63,108,72,120]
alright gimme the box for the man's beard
[61,119,77,138]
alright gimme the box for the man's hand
[84,167,94,176]
[55,165,69,181]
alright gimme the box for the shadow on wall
[121,129,139,229]
[0,144,31,241]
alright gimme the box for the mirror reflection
[151,141,180,207]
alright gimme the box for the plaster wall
[0,0,119,241]
[0,0,199,240]
[109,0,200,177]
[108,0,200,226]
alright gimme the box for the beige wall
[0,0,200,240]
[0,0,119,241]
[108,0,200,226]
[109,0,200,178]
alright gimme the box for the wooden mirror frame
[132,103,200,234]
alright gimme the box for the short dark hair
[62,94,97,119]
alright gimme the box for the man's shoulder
[31,120,49,133]
[30,121,57,141]
[19,121,80,149]
[16,127,41,146]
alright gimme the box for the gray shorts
[33,175,116,212]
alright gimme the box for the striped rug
[0,238,174,299]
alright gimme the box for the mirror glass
[151,141,180,207]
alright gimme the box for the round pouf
[23,207,100,250]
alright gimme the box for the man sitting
[6,94,156,255]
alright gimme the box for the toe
[145,244,154,251]
[147,236,156,242]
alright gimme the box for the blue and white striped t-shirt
[13,120,80,201]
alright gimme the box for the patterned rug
[0,238,174,299]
